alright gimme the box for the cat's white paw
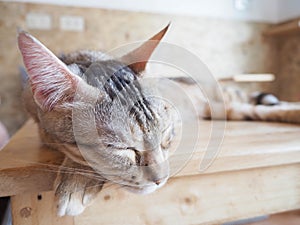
[55,172,104,216]
[54,158,105,216]
[56,191,86,216]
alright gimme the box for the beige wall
[275,35,300,101]
[0,2,278,135]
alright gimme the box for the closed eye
[126,147,142,165]
[113,149,136,163]
[107,143,127,149]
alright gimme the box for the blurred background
[0,0,299,136]
[0,1,300,225]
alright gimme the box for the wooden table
[0,119,300,225]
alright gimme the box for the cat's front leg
[54,157,105,216]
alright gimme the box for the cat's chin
[123,184,159,195]
[123,180,167,195]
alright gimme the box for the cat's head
[18,25,175,194]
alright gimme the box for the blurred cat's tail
[19,66,28,89]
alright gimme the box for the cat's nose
[154,180,161,185]
[153,178,166,186]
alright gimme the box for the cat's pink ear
[121,24,169,75]
[18,31,81,111]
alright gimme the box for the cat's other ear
[18,31,83,111]
[120,24,170,75]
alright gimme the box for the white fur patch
[114,149,136,162]
[57,191,85,217]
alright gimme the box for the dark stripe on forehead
[103,62,136,99]
[129,99,157,132]
[125,80,156,129]
[136,99,154,121]
[85,60,156,130]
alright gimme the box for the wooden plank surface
[1,119,300,196]
[247,210,300,225]
[0,120,64,196]
[9,164,300,225]
[11,192,74,225]
[264,18,300,37]
[74,164,300,225]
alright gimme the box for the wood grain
[264,18,300,37]
[8,164,300,225]
[1,119,300,196]
[11,192,74,225]
[0,120,64,196]
[2,120,300,224]
[247,210,300,225]
[74,164,300,225]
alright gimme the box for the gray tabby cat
[18,25,300,217]
[18,26,174,216]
